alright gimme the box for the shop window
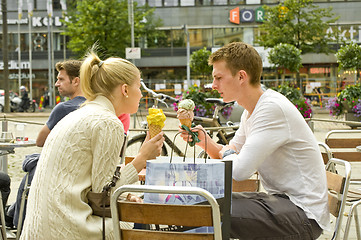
[135,0,146,6]
[53,0,61,10]
[261,0,279,3]
[213,0,227,5]
[180,0,195,6]
[165,0,179,6]
[213,27,243,46]
[229,0,245,4]
[148,0,163,7]
[195,0,212,5]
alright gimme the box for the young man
[36,60,86,147]
[181,42,329,239]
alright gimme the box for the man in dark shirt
[36,60,86,147]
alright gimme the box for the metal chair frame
[111,185,222,240]
[325,158,355,240]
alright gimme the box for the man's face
[211,60,239,103]
[55,69,76,98]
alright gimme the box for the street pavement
[1,109,360,239]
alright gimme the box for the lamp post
[128,0,134,49]
[2,0,10,112]
[183,24,191,89]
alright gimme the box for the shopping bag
[144,156,225,205]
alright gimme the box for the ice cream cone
[180,118,192,129]
[149,124,163,138]
[147,108,166,138]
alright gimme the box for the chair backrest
[325,158,351,240]
[232,173,260,192]
[325,130,361,162]
[111,185,222,240]
[318,141,334,165]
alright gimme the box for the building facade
[0,0,361,103]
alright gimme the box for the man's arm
[36,124,51,147]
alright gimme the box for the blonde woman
[20,49,164,239]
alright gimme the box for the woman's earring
[125,95,129,98]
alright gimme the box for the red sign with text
[230,7,240,24]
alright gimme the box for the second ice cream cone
[180,118,192,129]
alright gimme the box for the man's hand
[179,124,207,148]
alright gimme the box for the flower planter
[345,112,361,128]
[341,102,361,128]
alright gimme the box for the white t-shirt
[224,89,330,230]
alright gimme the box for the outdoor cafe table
[0,139,36,174]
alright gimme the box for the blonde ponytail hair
[80,48,140,102]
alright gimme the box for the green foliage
[268,43,302,72]
[339,84,361,107]
[326,84,361,117]
[257,0,339,55]
[182,85,220,118]
[63,0,163,58]
[336,42,361,71]
[190,47,212,80]
[272,84,312,118]
[176,85,232,119]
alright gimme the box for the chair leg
[16,173,30,240]
[354,207,361,240]
[344,201,361,240]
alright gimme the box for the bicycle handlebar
[141,80,179,104]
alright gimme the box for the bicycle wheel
[127,133,168,156]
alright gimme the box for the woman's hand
[126,193,143,203]
[131,132,164,172]
[140,131,164,159]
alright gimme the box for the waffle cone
[179,118,192,129]
[149,124,163,138]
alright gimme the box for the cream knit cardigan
[20,96,139,240]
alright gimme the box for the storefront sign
[9,73,36,80]
[229,7,264,24]
[326,25,361,43]
[0,16,64,27]
[0,61,30,70]
[310,67,330,74]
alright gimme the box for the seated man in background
[0,171,11,215]
[36,60,85,147]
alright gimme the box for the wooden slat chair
[320,143,361,239]
[111,185,222,240]
[232,174,260,192]
[325,130,361,164]
[326,158,352,240]
[318,141,334,165]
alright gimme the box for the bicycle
[126,81,238,157]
